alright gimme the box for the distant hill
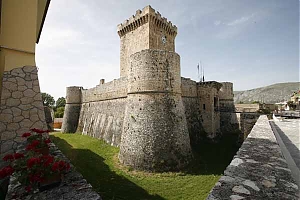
[234,82,300,104]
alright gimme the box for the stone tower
[118,6,192,172]
[61,86,82,133]
[118,5,177,78]
[219,82,235,132]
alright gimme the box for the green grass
[50,133,240,200]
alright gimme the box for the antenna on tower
[197,63,200,82]
[202,62,205,82]
[200,61,202,82]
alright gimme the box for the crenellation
[117,5,177,38]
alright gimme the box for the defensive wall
[207,115,299,199]
[62,77,234,146]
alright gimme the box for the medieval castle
[61,5,235,172]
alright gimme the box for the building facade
[0,0,50,162]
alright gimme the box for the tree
[56,97,66,108]
[41,93,55,107]
[54,107,65,118]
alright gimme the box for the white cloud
[214,20,221,26]
[227,13,255,26]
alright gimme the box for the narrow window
[214,97,218,107]
[203,104,206,110]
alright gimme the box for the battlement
[197,81,223,90]
[117,5,177,37]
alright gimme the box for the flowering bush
[0,128,70,192]
[22,128,51,153]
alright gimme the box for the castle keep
[62,5,234,171]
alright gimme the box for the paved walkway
[273,119,300,169]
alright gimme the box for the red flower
[29,173,43,183]
[26,140,40,151]
[25,185,32,192]
[22,132,31,138]
[4,166,14,176]
[0,165,14,178]
[58,161,66,171]
[44,138,51,144]
[31,140,40,147]
[13,153,24,160]
[41,155,54,167]
[27,157,41,168]
[51,162,59,172]
[3,154,14,161]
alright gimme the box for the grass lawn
[50,133,239,200]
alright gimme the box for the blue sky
[36,0,299,100]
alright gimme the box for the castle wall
[119,50,192,171]
[81,77,127,102]
[219,82,236,133]
[197,82,222,138]
[75,78,128,146]
[181,78,204,143]
[78,98,126,147]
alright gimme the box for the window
[203,104,206,110]
[214,97,218,107]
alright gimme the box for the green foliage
[51,133,239,200]
[54,107,64,118]
[56,97,66,108]
[239,101,244,104]
[252,101,260,104]
[258,108,271,114]
[41,93,55,107]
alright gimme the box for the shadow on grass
[187,134,241,175]
[50,135,165,200]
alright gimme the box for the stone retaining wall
[207,115,299,200]
[0,66,47,165]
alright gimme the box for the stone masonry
[0,66,47,165]
[207,115,299,200]
[119,50,192,171]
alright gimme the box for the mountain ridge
[233,82,299,104]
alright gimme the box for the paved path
[273,119,300,169]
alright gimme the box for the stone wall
[78,98,126,147]
[81,77,127,102]
[235,103,260,112]
[119,50,192,171]
[207,115,299,200]
[197,82,222,138]
[0,66,46,163]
